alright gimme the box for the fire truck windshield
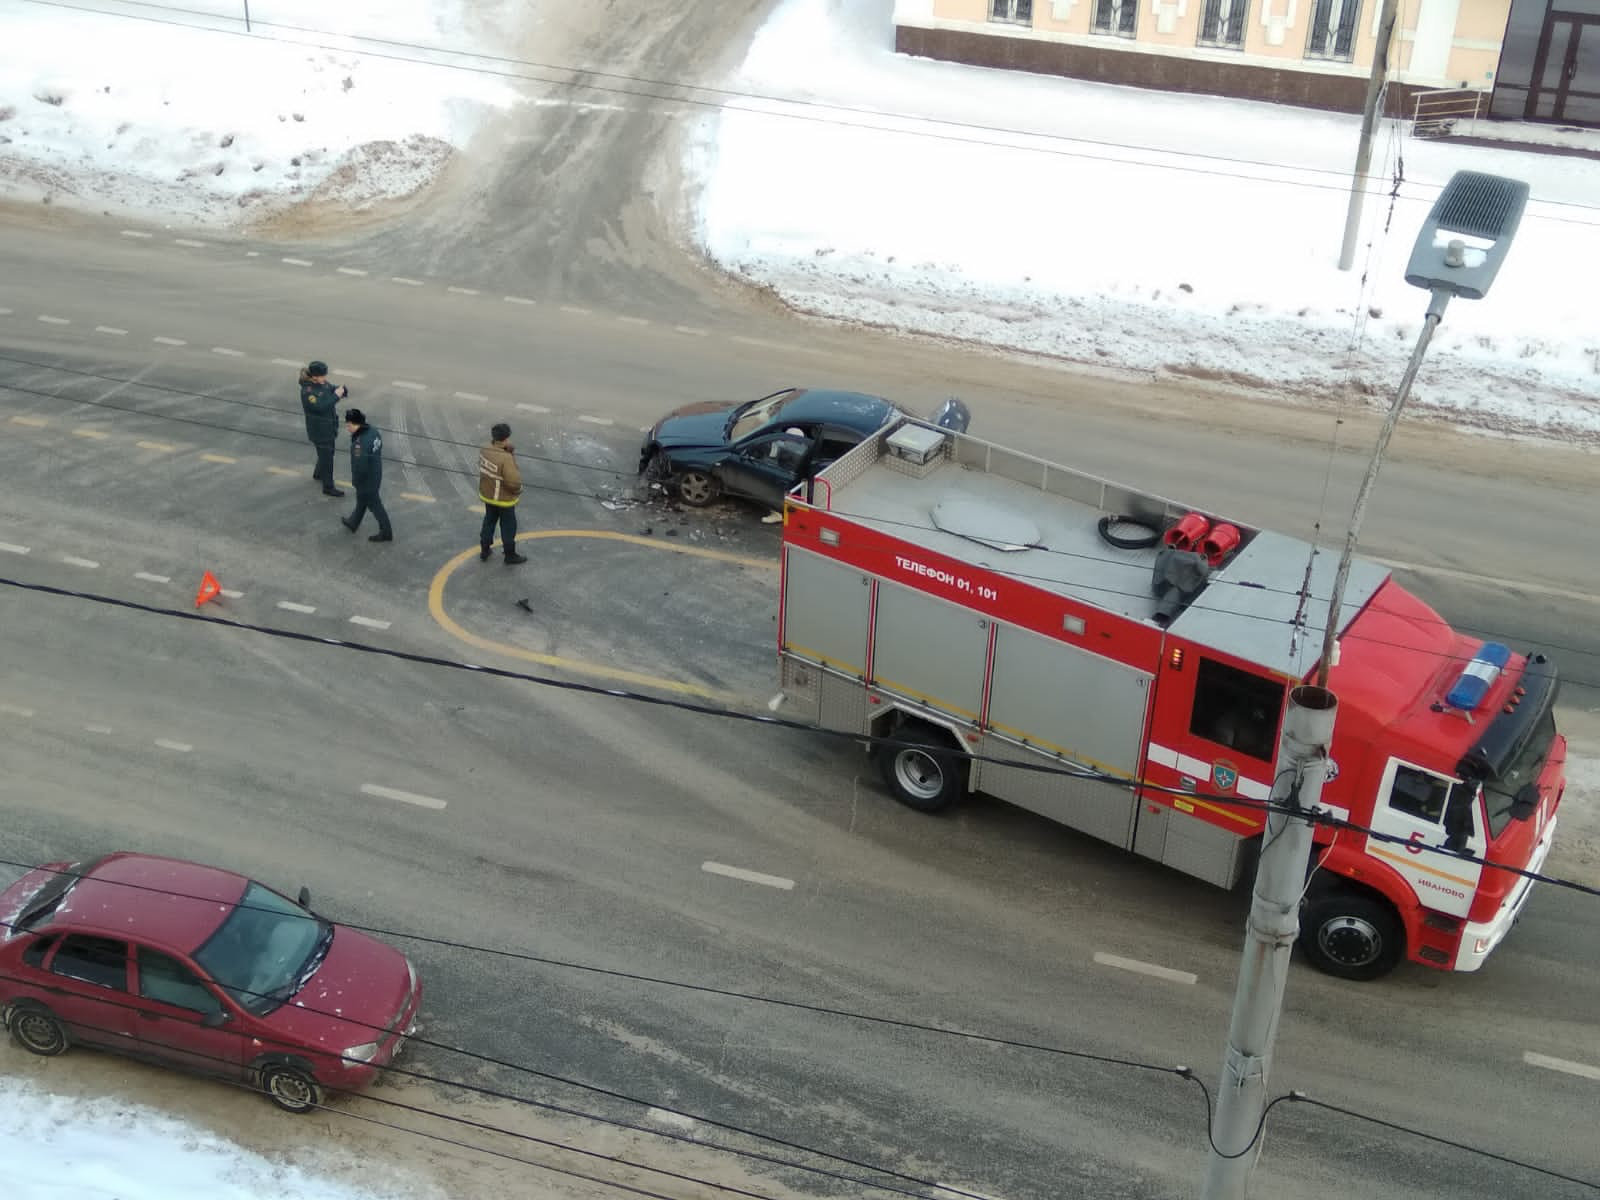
[1482,705,1558,838]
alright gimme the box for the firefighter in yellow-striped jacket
[478,423,527,565]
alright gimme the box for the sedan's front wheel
[9,1004,68,1057]
[675,468,721,508]
[261,1064,323,1114]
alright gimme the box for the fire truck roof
[811,426,1391,679]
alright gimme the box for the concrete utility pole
[1338,0,1401,271]
[1201,686,1338,1200]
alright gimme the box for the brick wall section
[894,25,1424,116]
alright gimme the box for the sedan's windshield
[14,858,92,931]
[728,389,799,442]
[193,882,327,1015]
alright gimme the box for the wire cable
[0,576,1593,907]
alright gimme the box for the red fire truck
[776,419,1567,980]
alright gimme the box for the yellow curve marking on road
[427,529,777,699]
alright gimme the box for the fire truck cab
[777,419,1566,980]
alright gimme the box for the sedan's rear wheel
[675,469,720,508]
[262,1064,323,1114]
[9,1004,68,1057]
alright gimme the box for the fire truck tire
[877,724,966,813]
[673,469,721,508]
[1299,891,1404,981]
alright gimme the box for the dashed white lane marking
[559,304,592,316]
[617,315,650,326]
[276,601,316,614]
[134,572,171,583]
[200,453,237,464]
[1092,952,1197,986]
[211,347,245,357]
[675,325,709,337]
[645,1109,697,1130]
[578,415,614,426]
[360,783,447,810]
[399,492,435,503]
[282,257,313,267]
[10,416,48,427]
[72,429,110,440]
[246,250,260,257]
[337,266,368,277]
[219,588,244,599]
[154,739,193,753]
[0,542,30,555]
[503,295,536,305]
[447,286,479,296]
[173,238,206,248]
[454,391,488,402]
[38,314,70,325]
[0,703,36,717]
[83,724,113,734]
[766,693,784,712]
[95,325,128,335]
[0,307,12,315]
[61,556,100,569]
[136,441,177,452]
[336,368,367,379]
[515,402,551,414]
[153,336,186,346]
[271,357,302,367]
[349,615,391,630]
[391,276,424,287]
[700,861,795,891]
[120,229,153,239]
[392,380,427,391]
[266,466,299,476]
[1524,1052,1600,1082]
[732,335,784,350]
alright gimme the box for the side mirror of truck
[1509,784,1540,822]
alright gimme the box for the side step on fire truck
[776,419,1566,980]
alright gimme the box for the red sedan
[0,852,420,1112]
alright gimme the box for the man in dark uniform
[299,360,345,498]
[339,409,392,542]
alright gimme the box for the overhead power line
[4,354,1595,682]
[0,575,1593,904]
[20,0,1600,224]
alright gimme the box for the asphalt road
[1,15,1599,1194]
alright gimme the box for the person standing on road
[340,409,392,543]
[478,422,527,565]
[298,360,346,498]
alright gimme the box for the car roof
[45,852,249,954]
[780,389,894,433]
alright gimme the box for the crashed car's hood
[651,401,738,449]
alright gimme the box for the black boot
[479,545,493,562]
[341,517,358,533]
[323,486,346,497]
[369,532,393,543]
[504,551,528,565]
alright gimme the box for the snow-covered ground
[2,0,1597,1193]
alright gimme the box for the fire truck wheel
[877,724,966,813]
[674,469,720,508]
[1299,892,1403,981]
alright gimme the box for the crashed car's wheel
[674,469,720,508]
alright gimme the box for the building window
[1093,0,1139,36]
[1306,0,1360,61]
[1198,0,1249,48]
[990,0,1034,23]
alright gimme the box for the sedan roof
[46,852,249,954]
[780,389,894,434]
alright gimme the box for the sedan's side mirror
[296,886,312,909]
[202,1009,231,1028]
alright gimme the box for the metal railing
[1410,87,1488,138]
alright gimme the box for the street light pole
[1339,0,1400,272]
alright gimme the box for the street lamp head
[1404,170,1529,301]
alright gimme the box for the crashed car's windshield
[728,390,801,441]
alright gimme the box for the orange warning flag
[194,570,222,608]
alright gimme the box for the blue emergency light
[1445,642,1510,711]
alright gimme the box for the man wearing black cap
[298,360,346,497]
[340,409,392,543]
[477,422,527,565]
